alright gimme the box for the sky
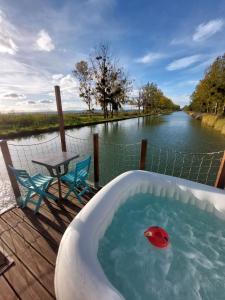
[0,0,225,112]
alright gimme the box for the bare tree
[91,44,132,118]
[73,61,93,112]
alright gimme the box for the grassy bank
[0,111,170,139]
[187,112,225,135]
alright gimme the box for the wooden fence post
[215,151,225,189]
[139,139,148,170]
[93,133,99,187]
[0,140,21,203]
[55,85,67,152]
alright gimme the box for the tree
[141,82,162,113]
[135,89,143,113]
[190,54,225,115]
[73,61,93,112]
[91,44,132,118]
[128,83,179,112]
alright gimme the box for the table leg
[56,167,63,200]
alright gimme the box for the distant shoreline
[0,111,175,140]
[187,111,225,135]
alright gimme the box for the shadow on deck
[0,182,99,299]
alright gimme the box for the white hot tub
[54,171,225,300]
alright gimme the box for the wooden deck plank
[1,241,53,300]
[0,218,55,298]
[0,182,99,299]
[0,276,19,300]
[1,211,57,266]
[13,207,63,244]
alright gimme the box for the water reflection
[9,112,225,152]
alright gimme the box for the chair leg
[34,195,43,214]
[80,179,91,192]
[73,189,83,203]
[64,186,73,199]
[22,190,32,208]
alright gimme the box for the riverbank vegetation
[0,111,167,139]
[188,54,225,115]
[184,53,225,135]
[188,112,225,135]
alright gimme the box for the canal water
[1,112,225,212]
[8,111,225,152]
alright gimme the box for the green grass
[0,111,165,139]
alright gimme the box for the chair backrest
[8,165,34,189]
[74,156,91,182]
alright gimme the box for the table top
[32,151,79,168]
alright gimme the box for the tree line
[73,44,179,118]
[188,54,225,115]
[129,82,180,113]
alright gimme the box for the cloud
[166,92,191,107]
[193,19,224,42]
[166,55,202,71]
[0,10,18,55]
[36,29,55,52]
[52,74,64,80]
[51,74,79,96]
[135,52,165,64]
[40,99,53,104]
[27,100,36,104]
[2,92,26,100]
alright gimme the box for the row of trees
[189,54,225,115]
[73,44,131,118]
[130,82,180,113]
[73,44,179,117]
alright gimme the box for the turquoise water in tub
[97,194,225,300]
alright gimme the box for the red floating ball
[144,226,169,248]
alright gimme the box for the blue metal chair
[61,156,91,202]
[9,166,54,214]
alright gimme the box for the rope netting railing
[7,135,62,197]
[0,134,224,216]
[98,140,223,186]
[0,151,15,214]
[99,139,141,186]
[145,144,223,186]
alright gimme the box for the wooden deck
[0,182,98,300]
